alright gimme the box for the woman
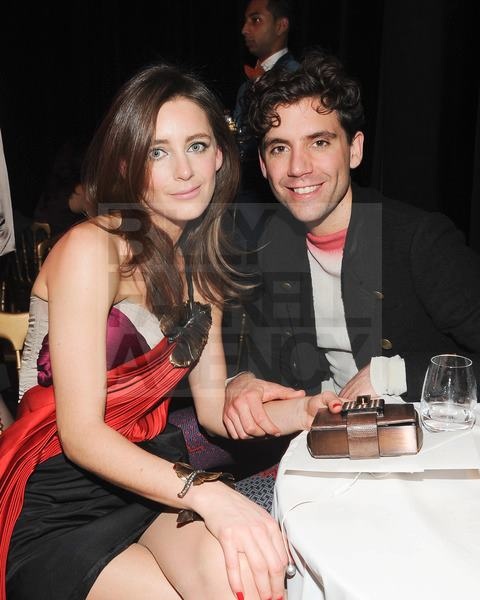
[0,62,339,600]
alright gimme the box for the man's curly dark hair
[247,49,365,146]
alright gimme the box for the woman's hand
[191,482,289,600]
[301,391,345,430]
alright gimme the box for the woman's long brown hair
[84,63,244,317]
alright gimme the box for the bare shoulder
[51,219,120,264]
[33,219,123,298]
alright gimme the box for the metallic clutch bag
[307,395,423,460]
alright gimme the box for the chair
[36,236,54,269]
[31,222,51,272]
[15,221,51,283]
[0,221,51,312]
[0,311,29,370]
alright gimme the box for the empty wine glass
[420,354,477,432]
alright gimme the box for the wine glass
[420,354,477,432]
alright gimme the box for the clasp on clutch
[341,395,385,415]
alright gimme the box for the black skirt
[6,424,188,600]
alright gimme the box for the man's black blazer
[241,184,480,401]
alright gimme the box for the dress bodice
[19,296,164,398]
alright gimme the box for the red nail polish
[236,593,244,600]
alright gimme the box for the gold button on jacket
[381,338,393,350]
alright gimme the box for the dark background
[1,0,478,249]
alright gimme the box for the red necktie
[244,61,265,81]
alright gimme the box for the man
[0,130,15,257]
[233,0,299,205]
[234,0,298,130]
[224,50,480,440]
[0,129,15,431]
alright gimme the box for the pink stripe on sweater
[306,228,347,252]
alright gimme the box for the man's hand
[224,372,306,439]
[340,363,377,400]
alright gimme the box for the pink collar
[306,228,348,252]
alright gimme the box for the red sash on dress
[0,337,188,599]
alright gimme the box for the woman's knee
[141,515,236,598]
[140,514,268,599]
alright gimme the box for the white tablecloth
[273,424,480,600]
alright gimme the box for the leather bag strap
[346,412,380,459]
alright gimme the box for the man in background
[0,130,15,257]
[0,129,16,430]
[234,0,298,130]
[234,0,299,205]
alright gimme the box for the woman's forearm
[59,420,223,512]
[262,395,310,434]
